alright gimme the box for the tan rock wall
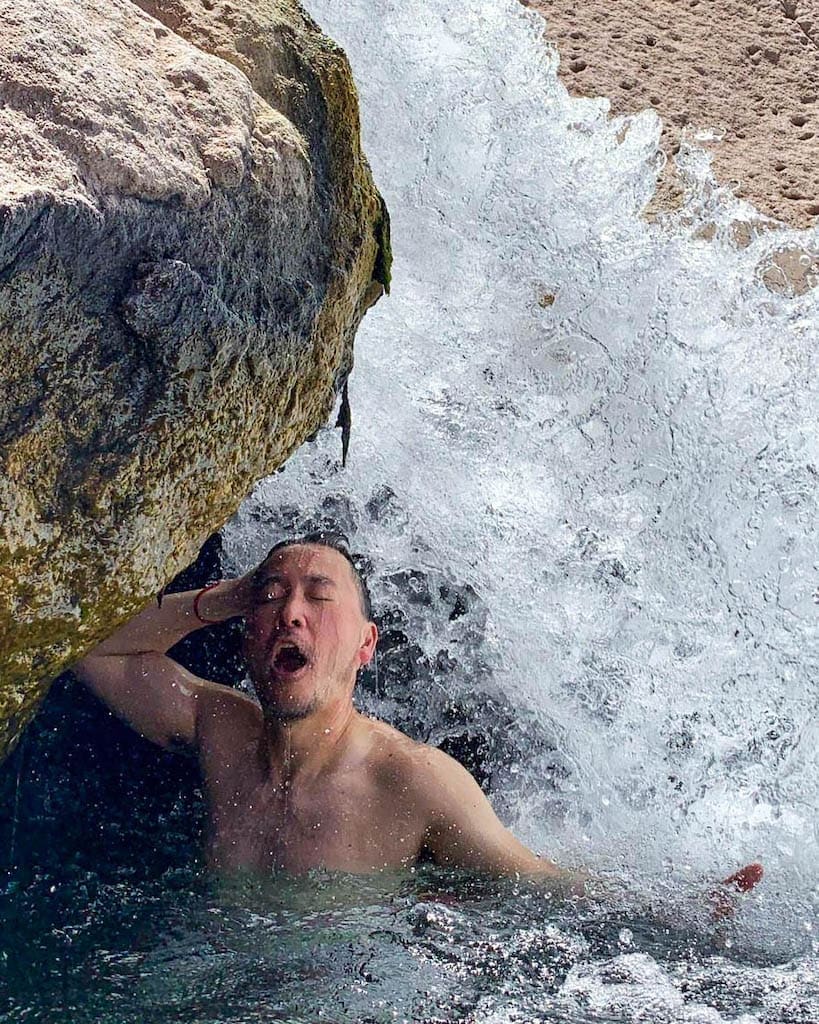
[524,0,819,229]
[0,0,389,759]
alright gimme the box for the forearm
[90,581,245,657]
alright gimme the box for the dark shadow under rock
[0,535,234,888]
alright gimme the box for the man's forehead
[262,544,353,580]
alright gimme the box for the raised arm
[73,580,252,751]
[419,746,586,895]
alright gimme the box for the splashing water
[223,0,818,955]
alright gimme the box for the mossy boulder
[0,0,390,760]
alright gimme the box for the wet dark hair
[260,531,373,620]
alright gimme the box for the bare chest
[202,760,423,874]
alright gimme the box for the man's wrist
[193,579,247,624]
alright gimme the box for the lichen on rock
[0,0,391,760]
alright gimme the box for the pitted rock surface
[0,0,390,759]
[524,0,819,230]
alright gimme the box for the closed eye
[306,577,336,601]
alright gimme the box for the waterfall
[222,0,818,945]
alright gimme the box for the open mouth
[272,642,309,675]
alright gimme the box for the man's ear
[358,622,378,666]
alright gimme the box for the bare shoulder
[353,716,575,883]
[358,716,474,800]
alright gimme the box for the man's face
[241,544,377,721]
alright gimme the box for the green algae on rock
[0,0,390,761]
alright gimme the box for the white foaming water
[223,0,819,947]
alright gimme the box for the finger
[722,862,763,893]
[710,862,764,922]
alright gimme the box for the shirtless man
[75,533,581,888]
[75,532,761,900]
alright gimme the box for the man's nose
[279,590,306,626]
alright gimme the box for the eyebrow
[257,572,336,586]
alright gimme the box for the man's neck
[258,699,358,783]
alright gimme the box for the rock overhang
[0,0,391,760]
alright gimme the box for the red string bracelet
[193,582,222,625]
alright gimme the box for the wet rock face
[0,0,390,760]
